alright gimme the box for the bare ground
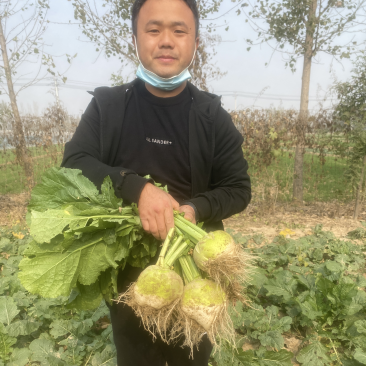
[0,193,30,227]
[223,200,366,243]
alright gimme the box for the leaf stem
[175,214,207,237]
[157,227,175,267]
[179,255,202,283]
[165,236,183,264]
[174,218,202,243]
[165,241,190,267]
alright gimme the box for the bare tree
[0,0,75,188]
[69,0,226,90]
[241,0,366,202]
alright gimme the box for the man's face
[133,0,198,78]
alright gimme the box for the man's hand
[138,183,179,240]
[178,205,196,224]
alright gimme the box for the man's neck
[145,81,187,98]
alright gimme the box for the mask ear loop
[133,35,197,81]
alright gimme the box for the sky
[0,0,362,116]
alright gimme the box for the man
[61,0,251,364]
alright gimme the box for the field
[0,131,365,365]
[0,146,64,195]
[1,207,366,365]
[0,147,350,201]
[251,152,349,202]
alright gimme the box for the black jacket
[61,79,251,229]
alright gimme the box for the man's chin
[150,67,182,79]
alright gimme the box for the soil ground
[1,193,365,241]
[223,200,366,243]
[1,194,365,365]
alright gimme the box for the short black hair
[131,0,199,37]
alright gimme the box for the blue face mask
[134,39,196,91]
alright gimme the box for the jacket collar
[125,78,222,122]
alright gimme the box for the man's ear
[195,37,200,51]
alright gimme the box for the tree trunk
[0,18,34,188]
[292,0,317,202]
[353,155,366,221]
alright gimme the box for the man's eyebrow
[145,20,189,28]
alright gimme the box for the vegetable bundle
[19,167,253,354]
[18,167,160,310]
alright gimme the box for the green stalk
[175,214,207,237]
[175,226,184,237]
[179,256,194,283]
[174,219,202,243]
[157,227,175,267]
[182,272,189,286]
[164,236,183,264]
[179,255,202,283]
[165,241,189,267]
[185,255,201,280]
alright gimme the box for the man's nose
[158,30,175,49]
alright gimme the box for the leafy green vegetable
[0,226,116,365]
[217,225,366,366]
[18,167,159,309]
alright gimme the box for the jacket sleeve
[188,109,251,223]
[61,97,149,203]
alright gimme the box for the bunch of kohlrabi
[18,167,253,356]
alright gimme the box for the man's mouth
[156,55,177,63]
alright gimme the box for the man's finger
[178,205,196,224]
[184,212,195,224]
[164,207,174,233]
[148,218,160,239]
[156,213,167,240]
[169,195,180,210]
[140,218,150,233]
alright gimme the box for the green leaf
[296,341,331,365]
[28,167,96,211]
[67,281,103,311]
[0,297,19,326]
[325,261,343,273]
[258,331,284,350]
[18,247,82,298]
[7,348,31,366]
[236,349,293,366]
[6,320,41,337]
[298,296,323,320]
[28,167,115,212]
[91,345,117,366]
[347,291,366,316]
[264,270,297,301]
[30,209,90,243]
[248,267,268,288]
[18,230,122,298]
[0,238,12,253]
[261,349,293,366]
[29,339,62,365]
[235,349,255,363]
[354,348,366,364]
[49,319,73,338]
[101,176,120,209]
[316,276,334,296]
[0,332,17,361]
[355,320,366,334]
